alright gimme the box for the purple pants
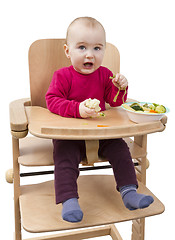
[53,139,138,204]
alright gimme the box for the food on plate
[123,102,167,114]
[149,103,166,113]
[130,103,144,112]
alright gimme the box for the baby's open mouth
[84,62,93,68]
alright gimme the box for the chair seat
[19,175,164,233]
[18,137,146,166]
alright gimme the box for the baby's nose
[86,50,93,58]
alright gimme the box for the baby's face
[64,22,106,74]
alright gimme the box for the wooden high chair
[7,39,167,240]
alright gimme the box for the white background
[1,0,174,239]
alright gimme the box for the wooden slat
[23,225,124,240]
[25,225,110,240]
[85,140,99,164]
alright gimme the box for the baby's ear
[64,44,70,59]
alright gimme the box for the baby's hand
[112,73,128,90]
[79,100,98,118]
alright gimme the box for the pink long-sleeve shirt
[45,65,128,118]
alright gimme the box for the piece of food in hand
[85,98,101,112]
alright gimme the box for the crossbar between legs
[24,225,122,240]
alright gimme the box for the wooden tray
[25,106,165,140]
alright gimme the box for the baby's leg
[99,139,154,210]
[53,139,86,222]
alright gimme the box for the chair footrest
[19,175,164,233]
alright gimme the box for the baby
[46,17,154,223]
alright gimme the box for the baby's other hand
[79,100,98,118]
[112,73,128,90]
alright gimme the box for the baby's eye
[79,45,86,50]
[94,46,101,51]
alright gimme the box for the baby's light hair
[66,17,106,45]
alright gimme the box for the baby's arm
[46,71,81,118]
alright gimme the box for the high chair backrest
[28,39,120,108]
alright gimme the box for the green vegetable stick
[122,88,127,104]
[113,88,121,102]
[109,74,126,103]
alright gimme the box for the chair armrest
[9,98,31,132]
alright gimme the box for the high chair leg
[132,135,147,240]
[12,137,22,240]
[132,218,145,240]
[134,135,147,185]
